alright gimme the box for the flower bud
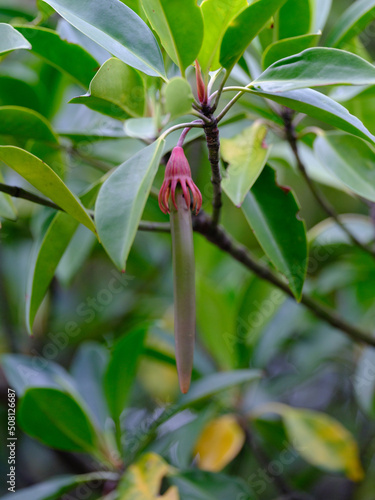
[158,147,202,215]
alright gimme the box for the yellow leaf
[118,453,179,500]
[254,403,364,482]
[193,415,245,472]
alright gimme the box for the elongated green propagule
[159,146,202,393]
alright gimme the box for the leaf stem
[159,121,204,142]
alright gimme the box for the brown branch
[202,106,222,226]
[282,111,375,259]
[0,183,61,211]
[2,181,375,347]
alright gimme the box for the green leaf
[164,77,194,119]
[15,26,99,88]
[37,0,55,20]
[25,182,101,334]
[141,0,203,75]
[256,403,364,481]
[197,0,248,75]
[0,23,31,55]
[277,0,313,39]
[221,122,270,207]
[0,105,64,177]
[179,370,261,409]
[1,472,118,500]
[253,47,375,92]
[42,0,166,78]
[95,139,165,270]
[18,388,101,454]
[219,0,288,71]
[236,277,284,367]
[314,132,375,202]
[242,166,307,300]
[0,146,96,233]
[0,76,41,113]
[117,453,177,499]
[170,470,255,500]
[243,87,375,144]
[70,58,146,119]
[104,326,147,421]
[326,0,375,48]
[262,33,320,69]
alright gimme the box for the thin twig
[201,107,222,226]
[3,182,375,347]
[282,111,375,259]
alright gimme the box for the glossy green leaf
[95,139,165,270]
[26,182,101,334]
[314,132,375,202]
[42,0,166,78]
[242,165,307,299]
[256,403,364,481]
[70,58,146,119]
[18,388,100,453]
[243,87,375,144]
[104,326,147,421]
[326,0,375,48]
[141,0,203,75]
[220,0,288,71]
[0,106,64,176]
[198,0,248,75]
[15,26,99,88]
[179,370,261,409]
[170,470,255,500]
[0,146,96,233]
[0,23,31,55]
[277,0,313,39]
[164,77,194,119]
[1,472,118,500]
[221,122,270,207]
[253,48,375,92]
[262,33,320,69]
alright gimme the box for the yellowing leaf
[221,122,270,207]
[118,453,179,500]
[254,403,364,482]
[193,415,245,472]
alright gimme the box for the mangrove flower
[158,146,202,393]
[158,146,202,215]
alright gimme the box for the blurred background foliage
[1,0,375,499]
